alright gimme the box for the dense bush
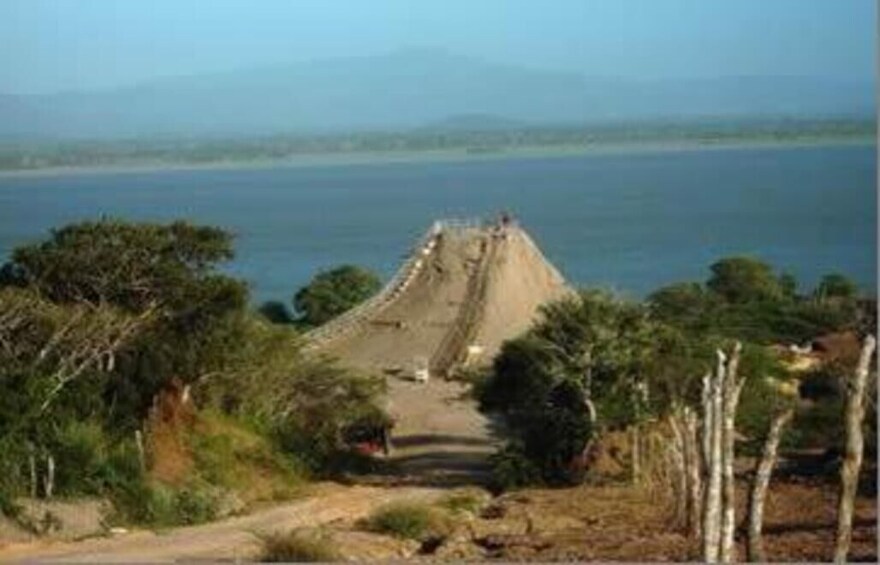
[480,291,661,486]
[488,443,542,491]
[0,219,385,527]
[0,220,248,433]
[480,340,593,486]
[257,300,294,324]
[293,265,381,327]
[649,257,862,344]
[480,256,867,490]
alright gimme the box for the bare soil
[320,225,569,378]
[0,483,444,562]
[436,478,877,562]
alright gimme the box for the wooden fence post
[833,335,876,563]
[746,408,794,562]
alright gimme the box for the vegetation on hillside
[292,264,382,327]
[0,219,385,526]
[479,255,872,490]
[0,117,872,171]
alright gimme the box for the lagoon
[0,142,875,304]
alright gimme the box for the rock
[476,533,551,553]
[2,498,111,542]
[214,490,246,518]
[432,528,485,560]
[332,530,420,560]
[528,513,584,534]
[468,516,530,538]
[480,503,507,520]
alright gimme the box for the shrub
[52,421,110,495]
[172,484,220,525]
[110,480,219,527]
[438,490,486,514]
[260,529,340,562]
[293,265,381,327]
[707,256,783,304]
[257,300,294,325]
[366,502,449,540]
[489,443,542,492]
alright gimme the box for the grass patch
[187,411,307,505]
[260,529,340,562]
[111,410,306,528]
[109,479,220,528]
[438,489,487,515]
[366,502,451,541]
[188,410,305,503]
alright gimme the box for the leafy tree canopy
[707,256,783,304]
[293,265,381,327]
[649,256,863,344]
[813,273,858,302]
[1,219,241,313]
[0,219,248,423]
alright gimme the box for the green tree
[813,273,858,303]
[0,219,248,425]
[480,290,659,485]
[778,272,798,298]
[648,282,717,333]
[258,300,294,324]
[293,265,381,327]
[1,219,241,313]
[707,257,783,304]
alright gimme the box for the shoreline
[0,136,874,179]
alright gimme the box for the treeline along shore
[0,117,873,173]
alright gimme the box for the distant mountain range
[0,48,873,139]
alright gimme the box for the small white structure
[464,344,485,366]
[412,355,430,383]
[789,343,813,355]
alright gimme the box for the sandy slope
[474,228,569,360]
[319,227,483,374]
[318,223,569,376]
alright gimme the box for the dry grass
[260,529,340,562]
[365,502,452,541]
[466,477,877,562]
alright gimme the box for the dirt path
[383,376,501,486]
[0,483,444,563]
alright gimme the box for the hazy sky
[0,0,875,94]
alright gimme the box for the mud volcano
[305,218,570,378]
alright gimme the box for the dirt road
[383,375,501,486]
[0,483,444,562]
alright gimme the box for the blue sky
[0,0,875,94]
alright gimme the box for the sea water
[0,143,874,304]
